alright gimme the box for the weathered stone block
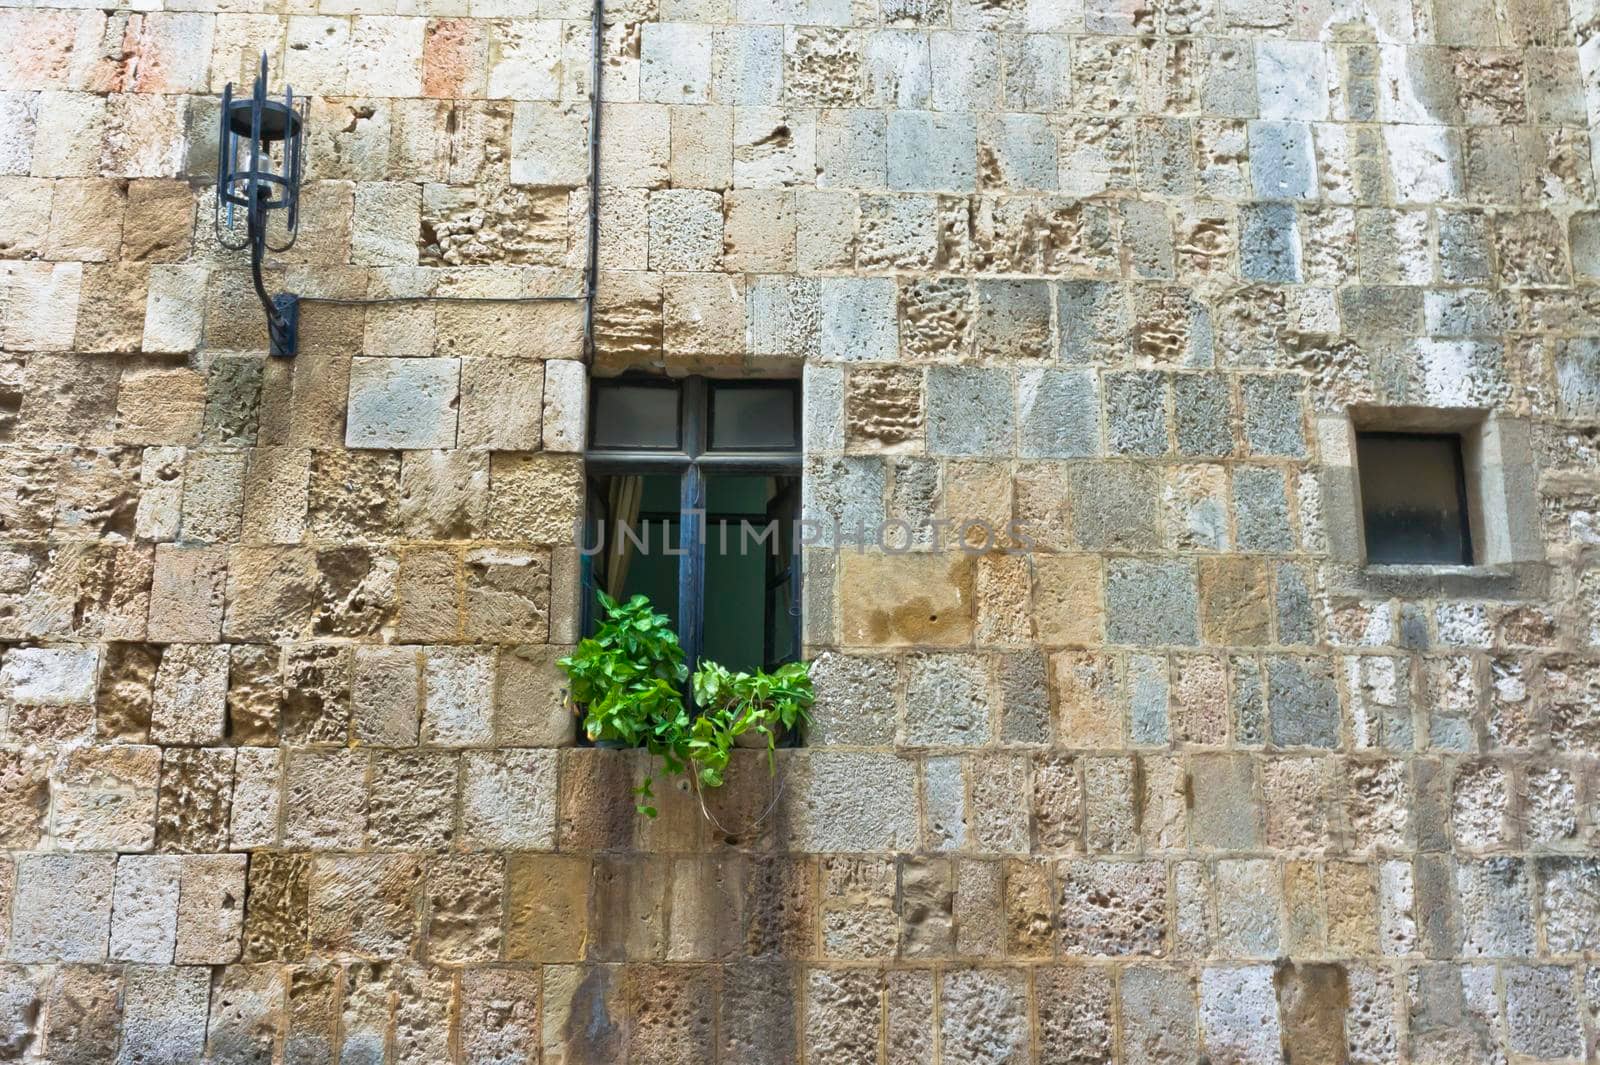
[10,854,115,962]
[839,551,974,647]
[53,745,159,852]
[459,357,543,451]
[110,854,180,964]
[118,965,209,1065]
[1106,559,1198,646]
[308,854,422,960]
[903,653,991,746]
[346,357,459,451]
[462,749,558,849]
[792,752,918,852]
[939,968,1029,1065]
[155,747,234,853]
[149,643,229,745]
[283,750,365,850]
[926,366,1014,457]
[1267,655,1341,748]
[1199,966,1281,1064]
[1056,859,1168,957]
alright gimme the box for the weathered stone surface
[3,2,1589,1057]
[155,747,234,853]
[10,854,115,962]
[839,552,974,647]
[1057,859,1168,957]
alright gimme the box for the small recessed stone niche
[1319,407,1546,598]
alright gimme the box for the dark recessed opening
[1356,431,1473,566]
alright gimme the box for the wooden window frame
[582,375,804,675]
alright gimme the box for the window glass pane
[591,382,680,449]
[584,473,682,632]
[1357,433,1472,565]
[702,476,788,672]
[710,384,797,451]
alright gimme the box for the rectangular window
[582,376,803,679]
[1356,431,1473,565]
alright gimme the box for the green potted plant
[558,591,812,818]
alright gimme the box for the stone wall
[2,0,1600,1060]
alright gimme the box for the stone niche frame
[1317,406,1548,600]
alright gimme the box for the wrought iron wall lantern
[216,53,306,358]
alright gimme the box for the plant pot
[592,737,632,750]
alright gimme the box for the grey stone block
[976,279,1052,359]
[1068,463,1162,551]
[926,365,1014,456]
[803,363,845,452]
[887,111,977,191]
[1232,655,1267,745]
[1128,654,1170,745]
[818,108,887,188]
[1248,121,1316,200]
[1456,856,1535,957]
[905,652,992,746]
[1174,373,1234,456]
[748,275,821,356]
[998,649,1049,744]
[1200,39,1257,116]
[712,25,784,105]
[1234,465,1294,553]
[1423,288,1511,336]
[10,854,115,961]
[1240,374,1305,457]
[820,277,898,361]
[1340,285,1422,337]
[1136,118,1196,196]
[1105,371,1169,456]
[979,113,1058,190]
[1556,337,1600,421]
[1058,281,1130,364]
[1121,200,1175,280]
[1438,209,1492,283]
[1239,202,1301,281]
[928,31,1000,111]
[924,755,966,850]
[346,357,460,451]
[793,752,918,851]
[888,457,939,548]
[1002,34,1069,112]
[1120,969,1198,1064]
[1254,40,1328,119]
[1504,966,1584,1059]
[1106,559,1199,646]
[1570,210,1600,278]
[863,28,931,108]
[808,652,898,746]
[1266,655,1340,748]
[1274,562,1315,646]
[640,22,713,104]
[802,455,886,547]
[1018,368,1099,458]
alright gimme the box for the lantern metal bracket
[269,294,300,358]
[216,53,306,358]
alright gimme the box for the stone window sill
[1327,560,1550,601]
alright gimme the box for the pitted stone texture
[939,969,1030,1065]
[808,651,898,746]
[792,752,918,852]
[1056,859,1168,957]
